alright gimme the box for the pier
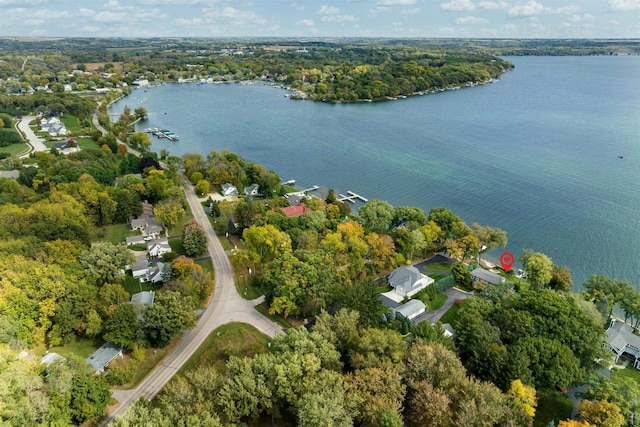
[301,185,319,193]
[338,191,368,203]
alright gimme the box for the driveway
[412,287,473,325]
[17,115,47,156]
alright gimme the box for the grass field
[534,389,573,427]
[235,273,262,300]
[255,303,293,329]
[60,114,83,132]
[423,262,453,271]
[50,337,103,360]
[611,366,640,383]
[93,223,138,244]
[122,271,156,296]
[177,322,271,375]
[76,137,100,149]
[196,259,214,275]
[428,292,448,310]
[0,142,29,156]
[113,346,171,390]
[439,303,461,325]
[168,238,185,255]
[167,213,194,236]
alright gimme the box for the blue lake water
[110,56,640,288]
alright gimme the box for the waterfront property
[605,319,640,369]
[387,266,435,299]
[471,267,505,285]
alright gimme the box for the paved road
[97,110,284,424]
[411,287,473,325]
[17,115,47,157]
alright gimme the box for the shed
[86,342,123,373]
[470,267,505,285]
[0,170,20,179]
[126,235,146,246]
[394,299,427,320]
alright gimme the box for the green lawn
[534,388,573,427]
[168,238,185,255]
[611,366,640,383]
[49,337,103,360]
[75,137,100,149]
[423,262,453,271]
[92,223,138,244]
[439,304,461,325]
[196,258,214,275]
[235,273,263,300]
[122,271,156,296]
[117,347,170,390]
[176,322,271,375]
[255,303,293,329]
[0,142,29,156]
[167,213,194,236]
[428,292,448,310]
[60,114,83,132]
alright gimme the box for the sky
[1,0,639,39]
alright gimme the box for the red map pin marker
[500,252,514,272]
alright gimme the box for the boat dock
[146,128,179,141]
[338,191,368,203]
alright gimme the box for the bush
[0,152,10,159]
[0,129,22,146]
[104,358,137,385]
[0,113,13,128]
[435,275,455,292]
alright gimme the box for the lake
[110,55,640,288]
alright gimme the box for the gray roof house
[131,290,155,305]
[147,237,172,258]
[221,183,238,197]
[470,267,505,285]
[130,214,163,237]
[131,254,149,279]
[388,266,435,299]
[86,342,123,374]
[147,262,165,284]
[0,170,20,179]
[395,299,426,320]
[244,183,260,197]
[606,319,640,369]
[126,235,146,246]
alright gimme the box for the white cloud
[297,19,315,27]
[608,0,640,11]
[554,5,580,15]
[321,14,359,22]
[318,4,340,15]
[377,0,416,5]
[508,0,547,17]
[290,2,304,11]
[0,0,47,5]
[478,1,510,9]
[392,21,403,32]
[399,7,422,15]
[456,15,489,24]
[441,0,476,11]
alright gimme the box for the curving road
[97,111,283,424]
[17,115,47,157]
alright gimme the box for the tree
[154,198,185,230]
[357,199,395,233]
[241,224,292,271]
[451,261,472,287]
[584,374,640,427]
[507,379,537,421]
[69,373,111,424]
[578,400,625,427]
[129,132,151,151]
[558,421,595,427]
[134,106,148,120]
[550,265,574,292]
[182,219,208,256]
[103,304,142,350]
[78,242,134,285]
[194,179,209,196]
[525,252,553,290]
[349,327,405,369]
[473,223,507,259]
[143,291,196,347]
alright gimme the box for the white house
[130,214,163,238]
[147,262,165,284]
[40,117,68,137]
[388,266,434,299]
[126,235,146,246]
[147,237,172,258]
[244,183,260,197]
[131,254,149,279]
[221,183,238,197]
[606,319,640,369]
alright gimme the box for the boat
[282,179,296,186]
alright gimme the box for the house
[53,141,68,150]
[278,203,311,218]
[147,262,164,283]
[221,183,238,197]
[141,201,154,216]
[442,323,457,339]
[40,352,64,366]
[244,183,260,197]
[388,266,435,299]
[86,342,123,374]
[147,237,172,258]
[40,117,68,137]
[394,299,426,320]
[131,254,149,279]
[131,291,155,306]
[125,235,146,246]
[0,170,20,179]
[284,191,307,207]
[470,267,505,285]
[130,214,163,237]
[606,319,640,369]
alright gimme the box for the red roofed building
[278,203,311,218]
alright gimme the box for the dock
[338,191,368,203]
[301,185,319,193]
